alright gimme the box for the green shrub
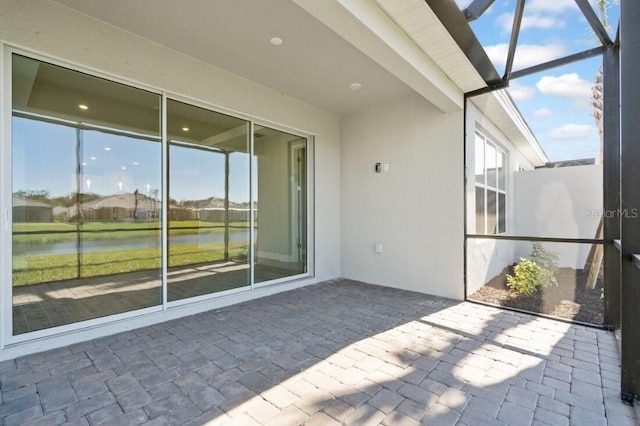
[506,243,559,296]
[530,242,558,287]
[506,258,542,296]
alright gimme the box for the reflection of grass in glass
[12,242,248,286]
[13,221,249,245]
[168,243,246,267]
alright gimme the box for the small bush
[506,258,542,296]
[506,243,559,296]
[530,242,558,287]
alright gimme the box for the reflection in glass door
[7,53,311,338]
[253,127,308,283]
[11,54,162,335]
[167,100,250,301]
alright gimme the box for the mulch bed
[468,266,604,325]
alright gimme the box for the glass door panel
[11,54,162,335]
[167,100,250,301]
[253,126,307,283]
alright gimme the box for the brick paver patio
[0,279,637,425]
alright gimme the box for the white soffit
[375,0,486,94]
[292,0,464,112]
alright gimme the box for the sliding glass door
[6,52,310,339]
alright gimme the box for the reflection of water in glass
[13,230,251,256]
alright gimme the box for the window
[474,132,506,234]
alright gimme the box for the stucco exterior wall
[340,96,464,300]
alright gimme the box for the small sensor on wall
[375,163,389,173]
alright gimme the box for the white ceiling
[53,0,422,116]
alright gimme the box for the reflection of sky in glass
[13,117,251,203]
[169,144,250,203]
[229,152,250,203]
[83,131,161,199]
[13,118,76,197]
[169,144,225,203]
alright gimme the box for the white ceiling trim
[375,0,486,94]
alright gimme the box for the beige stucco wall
[340,96,464,300]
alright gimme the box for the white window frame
[474,131,507,235]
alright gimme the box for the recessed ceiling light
[104,147,111,151]
[270,37,284,46]
[90,156,96,160]
[121,166,126,170]
[350,82,362,91]
[133,162,139,165]
[182,127,190,132]
[78,104,89,110]
[81,162,87,166]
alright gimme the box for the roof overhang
[471,90,549,167]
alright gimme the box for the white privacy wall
[340,96,464,300]
[513,165,603,268]
[0,0,341,357]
